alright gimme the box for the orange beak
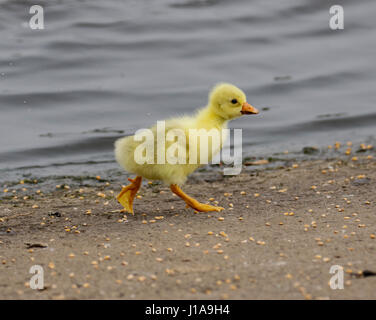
[241,102,259,115]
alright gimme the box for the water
[1,0,375,184]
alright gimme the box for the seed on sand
[165,268,175,275]
[230,284,237,290]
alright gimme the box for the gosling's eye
[231,99,238,104]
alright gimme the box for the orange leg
[170,184,224,212]
[116,176,142,214]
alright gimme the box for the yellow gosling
[114,83,259,214]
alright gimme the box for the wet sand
[0,157,375,300]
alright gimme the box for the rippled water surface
[1,0,375,182]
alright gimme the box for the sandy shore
[1,157,375,300]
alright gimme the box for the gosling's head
[208,83,259,120]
